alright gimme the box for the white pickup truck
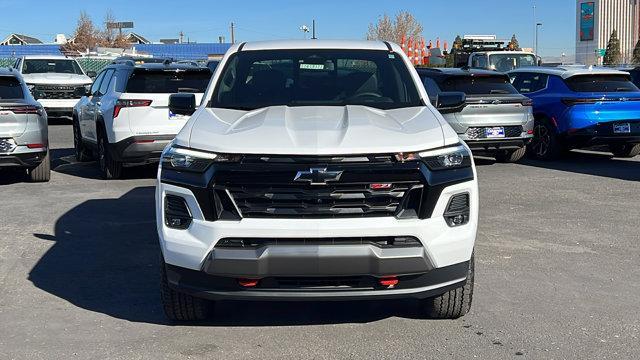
[468,51,538,72]
[14,55,94,118]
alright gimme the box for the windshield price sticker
[299,63,325,70]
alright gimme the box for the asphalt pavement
[0,120,638,359]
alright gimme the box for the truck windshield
[564,75,640,93]
[22,59,84,75]
[210,49,423,110]
[439,75,518,95]
[0,77,24,99]
[125,69,211,93]
[489,54,537,72]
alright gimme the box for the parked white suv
[156,40,479,321]
[72,60,211,179]
[15,55,94,117]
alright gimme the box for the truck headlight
[396,144,471,170]
[161,145,240,172]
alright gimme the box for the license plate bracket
[485,127,505,138]
[613,123,631,134]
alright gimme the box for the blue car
[508,66,640,159]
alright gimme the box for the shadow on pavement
[519,150,640,181]
[28,187,427,326]
[50,147,158,180]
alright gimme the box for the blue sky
[0,0,576,57]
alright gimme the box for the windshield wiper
[490,90,510,94]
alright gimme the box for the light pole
[535,23,543,62]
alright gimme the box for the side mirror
[86,71,97,78]
[169,93,196,116]
[436,92,466,114]
[74,86,90,97]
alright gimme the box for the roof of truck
[19,55,72,60]
[238,39,393,52]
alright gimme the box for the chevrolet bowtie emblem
[294,168,343,185]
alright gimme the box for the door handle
[96,102,101,106]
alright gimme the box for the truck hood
[181,105,449,155]
[22,73,92,85]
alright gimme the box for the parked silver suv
[0,68,50,182]
[418,68,534,162]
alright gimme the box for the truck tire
[97,129,122,179]
[73,116,92,162]
[160,263,212,321]
[527,118,564,160]
[610,143,640,158]
[495,146,526,163]
[28,152,50,182]
[424,255,474,319]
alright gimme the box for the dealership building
[575,0,640,65]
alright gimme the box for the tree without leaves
[100,10,130,49]
[632,39,640,65]
[63,11,132,54]
[63,11,101,53]
[366,11,423,44]
[603,29,622,66]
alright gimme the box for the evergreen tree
[603,29,622,66]
[508,34,521,51]
[445,35,463,67]
[632,39,640,65]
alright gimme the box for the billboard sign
[580,2,595,41]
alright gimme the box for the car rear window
[439,75,519,95]
[125,69,211,93]
[0,77,24,99]
[564,75,640,92]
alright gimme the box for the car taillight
[521,99,533,106]
[561,98,599,106]
[561,97,640,106]
[8,106,43,115]
[113,99,152,118]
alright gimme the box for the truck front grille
[466,126,523,139]
[226,183,417,218]
[32,84,84,100]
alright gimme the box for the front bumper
[37,99,79,116]
[165,261,469,301]
[109,135,174,163]
[158,176,477,270]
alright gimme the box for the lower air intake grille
[164,195,192,229]
[466,126,523,139]
[215,236,422,249]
